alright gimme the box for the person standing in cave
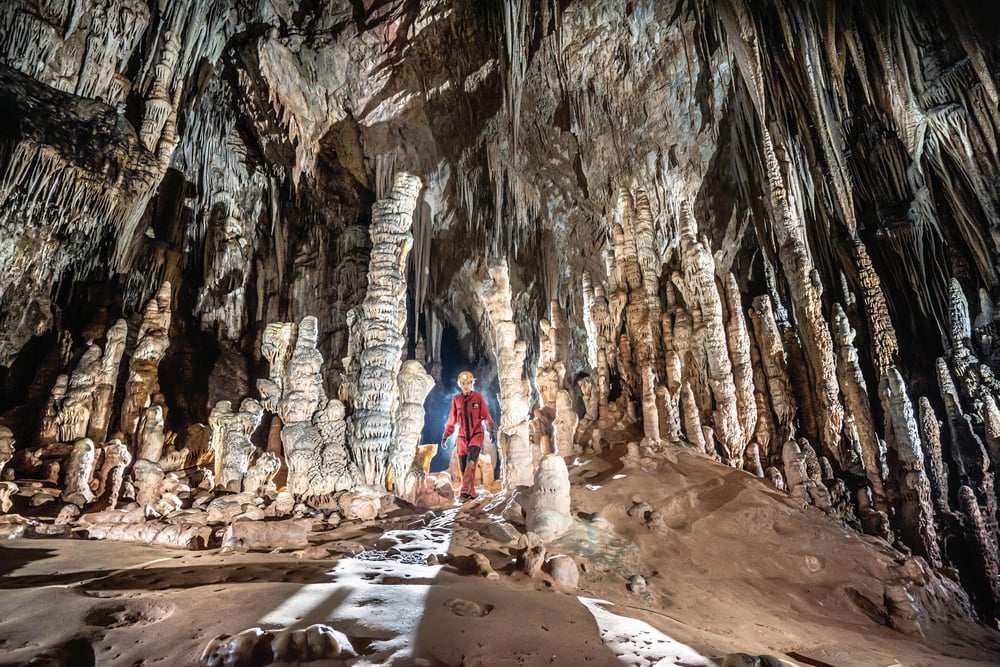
[441,370,495,502]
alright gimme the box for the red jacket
[444,390,494,452]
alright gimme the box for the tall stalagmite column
[480,261,533,487]
[879,367,942,567]
[120,282,172,446]
[351,171,422,487]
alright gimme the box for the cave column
[351,171,422,487]
[480,260,533,487]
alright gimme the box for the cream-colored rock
[61,438,97,506]
[526,454,573,541]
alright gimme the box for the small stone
[626,574,647,594]
[547,554,579,590]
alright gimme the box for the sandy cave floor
[2,447,1000,667]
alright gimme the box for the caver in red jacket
[443,390,494,456]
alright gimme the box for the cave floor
[2,450,1000,666]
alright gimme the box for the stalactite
[879,367,942,568]
[351,172,422,487]
[721,0,844,466]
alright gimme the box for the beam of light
[256,508,460,663]
[578,597,716,667]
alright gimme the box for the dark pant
[459,445,482,496]
[459,445,482,474]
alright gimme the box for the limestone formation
[390,360,435,498]
[351,172,422,487]
[209,398,265,493]
[96,437,132,510]
[833,304,885,509]
[879,368,942,567]
[0,426,13,477]
[61,438,96,506]
[121,283,173,442]
[242,451,281,497]
[89,318,127,442]
[480,261,533,487]
[259,317,359,501]
[525,454,573,541]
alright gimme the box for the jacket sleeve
[481,397,495,430]
[443,397,457,437]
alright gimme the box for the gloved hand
[440,431,449,447]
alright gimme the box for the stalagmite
[390,360,435,498]
[133,458,165,509]
[351,172,422,487]
[680,382,707,454]
[851,241,899,376]
[0,426,14,477]
[61,438,96,506]
[722,274,757,463]
[89,319,127,442]
[480,261,533,487]
[137,403,166,463]
[526,454,573,541]
[750,296,796,443]
[553,390,577,457]
[58,343,101,442]
[833,303,886,510]
[721,1,844,466]
[97,438,131,510]
[209,399,265,493]
[958,486,1000,616]
[121,283,173,442]
[242,452,281,497]
[674,206,742,462]
[259,318,360,501]
[879,368,942,568]
[918,398,951,514]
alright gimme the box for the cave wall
[1,0,999,621]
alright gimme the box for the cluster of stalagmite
[349,171,422,487]
[258,317,359,501]
[479,261,533,487]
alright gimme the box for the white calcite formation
[96,437,132,510]
[209,398,265,493]
[833,304,886,511]
[61,437,96,506]
[525,454,573,542]
[350,172,422,487]
[89,319,128,442]
[480,260,533,487]
[259,318,360,502]
[390,360,435,500]
[121,283,173,443]
[242,451,281,497]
